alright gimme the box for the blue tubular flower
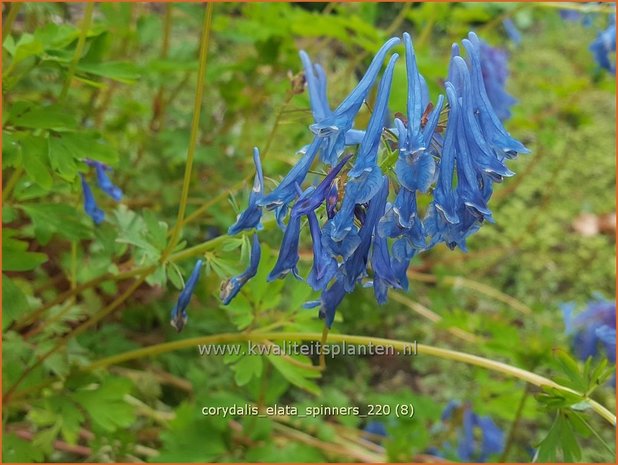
[80,175,104,224]
[342,176,389,292]
[308,37,401,165]
[170,259,203,332]
[590,21,616,73]
[267,214,302,281]
[371,224,401,305]
[460,32,529,157]
[228,147,264,235]
[324,54,398,252]
[307,211,338,291]
[326,183,338,219]
[291,153,352,217]
[91,162,123,201]
[318,277,347,328]
[437,402,504,463]
[394,33,443,193]
[563,299,616,362]
[479,42,517,122]
[259,136,322,212]
[221,234,261,305]
[502,19,522,45]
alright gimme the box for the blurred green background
[2,2,616,463]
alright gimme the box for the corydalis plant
[222,32,528,329]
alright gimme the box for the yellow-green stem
[59,2,95,101]
[164,3,214,260]
[2,2,22,43]
[85,331,616,426]
[2,166,23,202]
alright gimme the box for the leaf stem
[84,331,616,426]
[59,1,95,101]
[163,2,214,260]
[2,2,21,43]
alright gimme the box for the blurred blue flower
[563,299,616,363]
[560,9,582,22]
[438,401,505,462]
[479,41,517,122]
[86,160,123,201]
[220,234,261,305]
[170,259,203,332]
[80,175,104,224]
[502,19,522,45]
[363,421,387,442]
[590,18,616,72]
[228,147,264,235]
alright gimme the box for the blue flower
[479,41,517,122]
[438,402,505,462]
[170,259,203,332]
[89,161,123,201]
[590,19,616,73]
[220,234,261,305]
[318,277,347,328]
[363,421,387,443]
[502,18,522,45]
[459,32,529,157]
[394,33,444,193]
[323,54,398,256]
[307,211,338,291]
[342,176,389,293]
[228,147,264,235]
[563,299,616,363]
[302,37,401,165]
[80,175,104,224]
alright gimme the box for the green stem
[84,331,616,426]
[2,166,23,202]
[164,3,214,260]
[500,384,530,461]
[59,2,95,101]
[2,2,21,43]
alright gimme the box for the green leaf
[77,61,141,83]
[21,204,92,243]
[2,276,30,329]
[72,378,136,432]
[267,353,321,395]
[2,132,22,168]
[2,235,48,271]
[232,354,263,386]
[21,134,53,189]
[536,411,582,462]
[9,102,77,131]
[2,433,45,462]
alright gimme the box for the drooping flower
[502,19,522,45]
[436,401,505,463]
[590,18,616,73]
[80,175,104,225]
[563,299,616,363]
[93,162,123,201]
[302,37,401,165]
[322,53,398,257]
[228,147,264,235]
[222,31,528,329]
[479,41,517,122]
[220,234,261,305]
[170,259,203,332]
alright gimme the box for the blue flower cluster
[80,160,123,224]
[429,401,505,462]
[563,299,616,366]
[590,15,616,73]
[221,32,528,328]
